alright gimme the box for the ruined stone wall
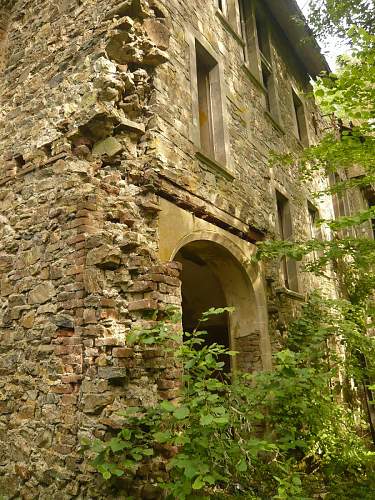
[0,1,182,497]
[0,0,337,497]
[151,0,334,280]
[151,1,336,340]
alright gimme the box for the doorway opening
[175,241,232,373]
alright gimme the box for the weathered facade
[0,0,343,497]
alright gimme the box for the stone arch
[171,230,272,372]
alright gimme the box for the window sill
[241,64,267,95]
[215,10,245,47]
[275,286,305,302]
[264,110,285,135]
[195,151,234,180]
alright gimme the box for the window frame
[215,0,241,34]
[291,87,309,146]
[307,201,323,261]
[187,27,232,176]
[276,190,299,292]
[239,0,282,125]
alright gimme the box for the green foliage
[256,5,375,498]
[307,0,375,40]
[85,303,374,499]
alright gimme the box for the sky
[296,0,349,70]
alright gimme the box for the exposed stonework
[0,0,340,498]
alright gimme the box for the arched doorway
[174,239,268,373]
[175,243,231,372]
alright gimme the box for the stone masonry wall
[0,1,183,497]
[0,0,337,497]
[149,0,336,343]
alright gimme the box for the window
[291,88,308,145]
[330,173,351,219]
[217,0,227,15]
[362,186,375,239]
[308,202,323,259]
[216,0,241,34]
[240,1,280,122]
[276,191,298,291]
[329,173,356,237]
[194,39,226,164]
[239,0,258,71]
[196,45,215,158]
[260,60,272,113]
[255,12,271,62]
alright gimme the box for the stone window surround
[186,26,233,178]
[239,0,283,130]
[290,84,310,147]
[215,0,242,39]
[275,186,300,293]
[307,199,324,261]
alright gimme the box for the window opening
[255,13,271,62]
[292,89,308,144]
[308,202,323,260]
[276,191,298,291]
[217,0,226,13]
[194,39,225,163]
[261,60,272,112]
[196,43,215,158]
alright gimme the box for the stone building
[0,0,358,497]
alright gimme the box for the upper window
[239,1,280,122]
[217,0,227,15]
[307,202,323,260]
[216,0,241,34]
[276,191,298,291]
[255,10,270,62]
[291,88,308,145]
[196,42,217,159]
[189,35,228,168]
[329,173,356,237]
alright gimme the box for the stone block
[20,310,35,328]
[92,137,123,157]
[81,393,115,413]
[128,298,158,311]
[86,245,122,270]
[83,267,104,293]
[97,367,128,379]
[95,337,124,347]
[28,282,56,304]
[53,314,75,329]
[128,280,156,292]
[105,0,153,20]
[143,18,170,50]
[0,255,13,272]
[112,347,133,357]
